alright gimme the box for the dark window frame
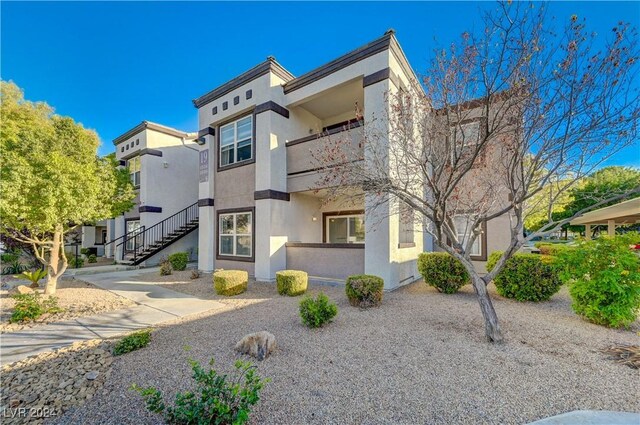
[216,110,257,172]
[216,207,256,262]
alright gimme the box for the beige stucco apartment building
[106,121,200,265]
[193,31,434,289]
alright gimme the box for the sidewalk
[1,268,224,365]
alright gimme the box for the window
[325,214,365,244]
[219,211,252,257]
[399,202,415,245]
[453,216,483,258]
[125,220,141,252]
[128,156,141,187]
[220,116,253,167]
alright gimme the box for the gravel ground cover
[40,277,640,424]
[1,339,114,425]
[0,278,135,333]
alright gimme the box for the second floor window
[220,115,252,167]
[128,156,140,187]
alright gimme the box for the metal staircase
[116,202,199,265]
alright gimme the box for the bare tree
[312,2,640,342]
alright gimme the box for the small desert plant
[276,270,308,296]
[168,252,189,271]
[113,329,152,355]
[345,274,384,307]
[600,343,640,369]
[190,269,200,279]
[214,270,248,296]
[67,253,84,269]
[417,253,470,294]
[88,254,97,263]
[80,247,89,256]
[299,292,338,328]
[10,292,62,323]
[2,259,27,275]
[487,251,562,302]
[159,258,172,276]
[132,358,268,425]
[557,236,640,328]
[15,269,48,288]
[1,251,20,263]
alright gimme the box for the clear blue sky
[2,1,639,165]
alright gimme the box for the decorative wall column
[197,129,216,272]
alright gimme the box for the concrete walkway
[1,268,223,366]
[528,410,640,424]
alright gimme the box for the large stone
[10,285,34,295]
[234,331,276,361]
[85,371,99,380]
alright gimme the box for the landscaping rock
[85,371,99,380]
[9,285,34,295]
[235,331,276,361]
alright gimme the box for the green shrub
[1,252,20,263]
[80,247,89,256]
[15,269,47,287]
[114,329,151,355]
[132,358,267,425]
[536,243,573,256]
[88,254,97,263]
[345,274,384,307]
[10,292,62,323]
[417,252,470,294]
[487,251,562,302]
[159,258,172,276]
[557,236,640,328]
[2,259,27,275]
[67,252,84,269]
[214,270,248,296]
[299,292,338,328]
[168,252,189,271]
[276,270,308,296]
[617,231,640,246]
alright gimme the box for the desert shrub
[66,252,84,269]
[299,292,338,328]
[80,247,89,256]
[15,269,47,288]
[487,251,562,301]
[168,252,189,271]
[214,270,248,296]
[190,269,200,280]
[276,270,308,296]
[417,253,470,294]
[159,258,172,276]
[2,259,27,275]
[557,236,640,328]
[114,329,151,355]
[88,254,97,263]
[345,274,384,307]
[132,358,267,425]
[10,292,62,323]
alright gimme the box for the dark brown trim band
[285,242,365,249]
[198,127,215,138]
[114,121,189,146]
[254,190,290,202]
[286,120,363,147]
[139,206,162,213]
[216,207,256,263]
[363,67,401,89]
[193,58,294,108]
[283,33,393,94]
[198,198,215,207]
[255,101,290,119]
[121,148,163,161]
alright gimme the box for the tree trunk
[470,274,503,343]
[45,225,67,295]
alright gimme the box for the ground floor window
[325,213,365,244]
[453,216,485,260]
[125,220,141,251]
[218,210,253,258]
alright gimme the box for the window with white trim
[128,156,141,187]
[326,214,365,244]
[453,215,482,257]
[219,211,252,257]
[220,115,253,166]
[399,202,415,245]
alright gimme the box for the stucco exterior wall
[286,245,364,280]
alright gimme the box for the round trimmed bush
[417,252,470,294]
[168,252,189,271]
[276,270,308,296]
[213,270,248,296]
[345,274,384,308]
[487,251,562,302]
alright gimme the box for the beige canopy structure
[570,197,640,239]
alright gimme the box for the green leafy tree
[0,81,135,294]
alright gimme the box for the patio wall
[285,243,364,280]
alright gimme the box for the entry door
[125,220,141,251]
